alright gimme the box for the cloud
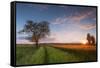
[77,23,96,30]
[52,7,96,23]
[70,9,96,30]
[51,16,69,24]
[52,10,95,23]
[51,8,96,30]
[70,9,96,23]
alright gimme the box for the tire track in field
[43,46,71,63]
[44,46,83,63]
[43,46,48,64]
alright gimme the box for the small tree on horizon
[91,35,95,45]
[19,20,50,48]
[87,33,91,44]
[86,33,96,45]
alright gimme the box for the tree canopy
[19,20,50,48]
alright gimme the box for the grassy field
[16,44,97,65]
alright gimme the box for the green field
[16,44,97,65]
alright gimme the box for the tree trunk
[35,40,39,48]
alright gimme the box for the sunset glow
[81,40,87,44]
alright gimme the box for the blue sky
[16,3,97,44]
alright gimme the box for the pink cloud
[77,23,96,30]
[68,10,95,23]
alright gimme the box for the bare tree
[19,20,50,48]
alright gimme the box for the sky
[16,3,97,44]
